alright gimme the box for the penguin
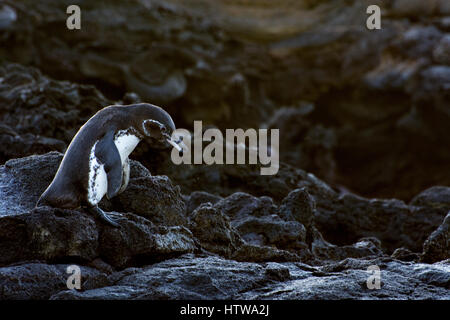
[36,103,183,227]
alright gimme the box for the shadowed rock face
[0,207,98,265]
[0,263,109,300]
[47,255,450,300]
[0,0,449,300]
[421,212,450,263]
[0,0,449,200]
[0,153,197,269]
[0,64,109,164]
[0,151,449,299]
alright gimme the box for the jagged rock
[107,174,188,227]
[279,188,315,231]
[0,203,196,270]
[0,263,108,300]
[420,65,450,92]
[51,254,269,300]
[265,106,337,183]
[312,236,384,261]
[188,203,242,258]
[393,26,443,59]
[99,213,196,269]
[145,156,338,205]
[0,151,188,227]
[314,192,447,252]
[185,191,223,215]
[0,126,66,162]
[264,262,291,282]
[391,247,420,262]
[215,192,277,218]
[235,215,307,250]
[245,257,450,299]
[231,244,306,263]
[188,198,312,261]
[0,207,98,266]
[51,255,450,300]
[421,212,450,263]
[410,186,450,212]
[0,152,195,269]
[0,152,62,216]
[0,63,110,163]
[215,192,307,250]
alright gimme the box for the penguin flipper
[95,131,123,199]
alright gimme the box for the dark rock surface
[49,254,450,300]
[0,207,98,266]
[314,192,448,253]
[189,203,243,258]
[0,153,197,269]
[1,150,449,299]
[421,212,450,263]
[0,0,449,300]
[0,63,109,163]
[0,262,108,300]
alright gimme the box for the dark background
[0,0,449,201]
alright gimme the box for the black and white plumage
[36,103,181,227]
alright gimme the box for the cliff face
[0,0,449,300]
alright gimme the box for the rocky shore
[0,0,449,299]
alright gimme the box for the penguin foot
[89,206,122,227]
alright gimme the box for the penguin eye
[143,119,165,137]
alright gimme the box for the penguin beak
[167,137,185,156]
[167,139,182,152]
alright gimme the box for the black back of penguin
[36,103,174,209]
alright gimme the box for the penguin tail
[35,189,79,209]
[35,194,50,208]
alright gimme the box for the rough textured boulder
[188,203,242,258]
[0,152,63,216]
[106,174,188,227]
[50,255,450,300]
[314,192,448,253]
[0,152,196,270]
[0,207,98,266]
[410,186,450,213]
[0,63,109,163]
[0,152,187,226]
[99,213,196,269]
[421,212,450,263]
[312,236,384,261]
[185,191,223,215]
[0,263,108,300]
[215,193,308,251]
[231,244,306,263]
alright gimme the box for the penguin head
[132,103,183,152]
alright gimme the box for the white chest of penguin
[114,130,141,164]
[87,129,141,205]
